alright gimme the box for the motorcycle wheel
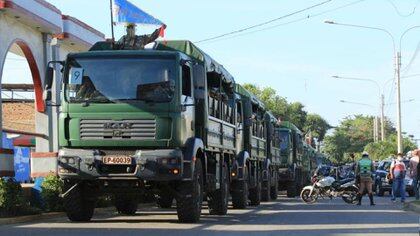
[300,188,318,204]
[342,189,358,204]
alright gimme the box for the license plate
[102,156,132,165]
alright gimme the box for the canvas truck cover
[234,84,266,110]
[155,40,235,87]
[279,121,302,134]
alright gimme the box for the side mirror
[43,89,52,101]
[44,66,54,90]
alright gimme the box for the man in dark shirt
[116,23,166,50]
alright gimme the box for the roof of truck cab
[155,40,234,85]
[279,121,302,134]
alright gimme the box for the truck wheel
[176,159,203,223]
[249,178,261,206]
[156,194,174,208]
[63,182,95,222]
[270,173,278,200]
[115,196,138,215]
[261,172,270,202]
[286,181,297,198]
[208,164,229,215]
[231,167,249,209]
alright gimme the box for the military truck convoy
[43,40,321,223]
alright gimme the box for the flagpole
[109,0,115,46]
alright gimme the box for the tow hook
[59,182,79,198]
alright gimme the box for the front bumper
[58,148,184,181]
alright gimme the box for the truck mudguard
[234,151,250,180]
[182,137,205,180]
[262,158,271,181]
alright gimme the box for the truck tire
[286,181,297,198]
[231,167,249,209]
[261,171,270,202]
[176,159,203,223]
[270,173,278,200]
[156,194,174,209]
[208,164,229,215]
[63,182,95,222]
[115,196,138,215]
[249,178,261,206]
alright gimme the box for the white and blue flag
[112,0,164,26]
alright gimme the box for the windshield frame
[62,54,179,104]
[279,129,290,152]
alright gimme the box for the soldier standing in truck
[116,23,166,50]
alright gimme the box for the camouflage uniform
[116,28,161,50]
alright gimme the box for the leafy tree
[242,84,328,133]
[287,102,307,130]
[364,134,417,161]
[303,114,331,142]
[323,114,408,163]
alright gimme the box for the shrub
[41,175,63,212]
[0,178,25,217]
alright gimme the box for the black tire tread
[176,159,203,223]
[63,183,95,222]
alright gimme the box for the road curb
[0,203,156,226]
[403,201,420,214]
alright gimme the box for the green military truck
[277,121,310,197]
[230,85,280,207]
[44,40,249,223]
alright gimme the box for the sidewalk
[404,200,420,214]
[0,203,155,226]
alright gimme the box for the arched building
[0,0,104,177]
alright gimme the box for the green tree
[287,102,307,130]
[323,114,403,163]
[364,134,417,161]
[303,114,331,142]
[242,84,288,119]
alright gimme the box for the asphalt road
[1,194,419,236]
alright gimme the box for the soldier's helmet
[126,23,136,29]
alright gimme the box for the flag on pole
[112,0,164,26]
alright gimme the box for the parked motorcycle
[300,175,359,204]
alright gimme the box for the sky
[3,0,420,144]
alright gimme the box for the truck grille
[80,119,156,140]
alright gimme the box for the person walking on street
[390,153,407,203]
[355,152,375,206]
[409,149,419,200]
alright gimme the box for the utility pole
[396,52,403,153]
[373,117,378,142]
[381,94,385,141]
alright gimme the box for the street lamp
[339,99,379,141]
[325,20,420,153]
[333,75,385,141]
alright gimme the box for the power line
[195,0,334,44]
[401,39,420,74]
[199,0,366,45]
[385,0,420,17]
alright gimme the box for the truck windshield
[280,131,289,151]
[65,57,176,103]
